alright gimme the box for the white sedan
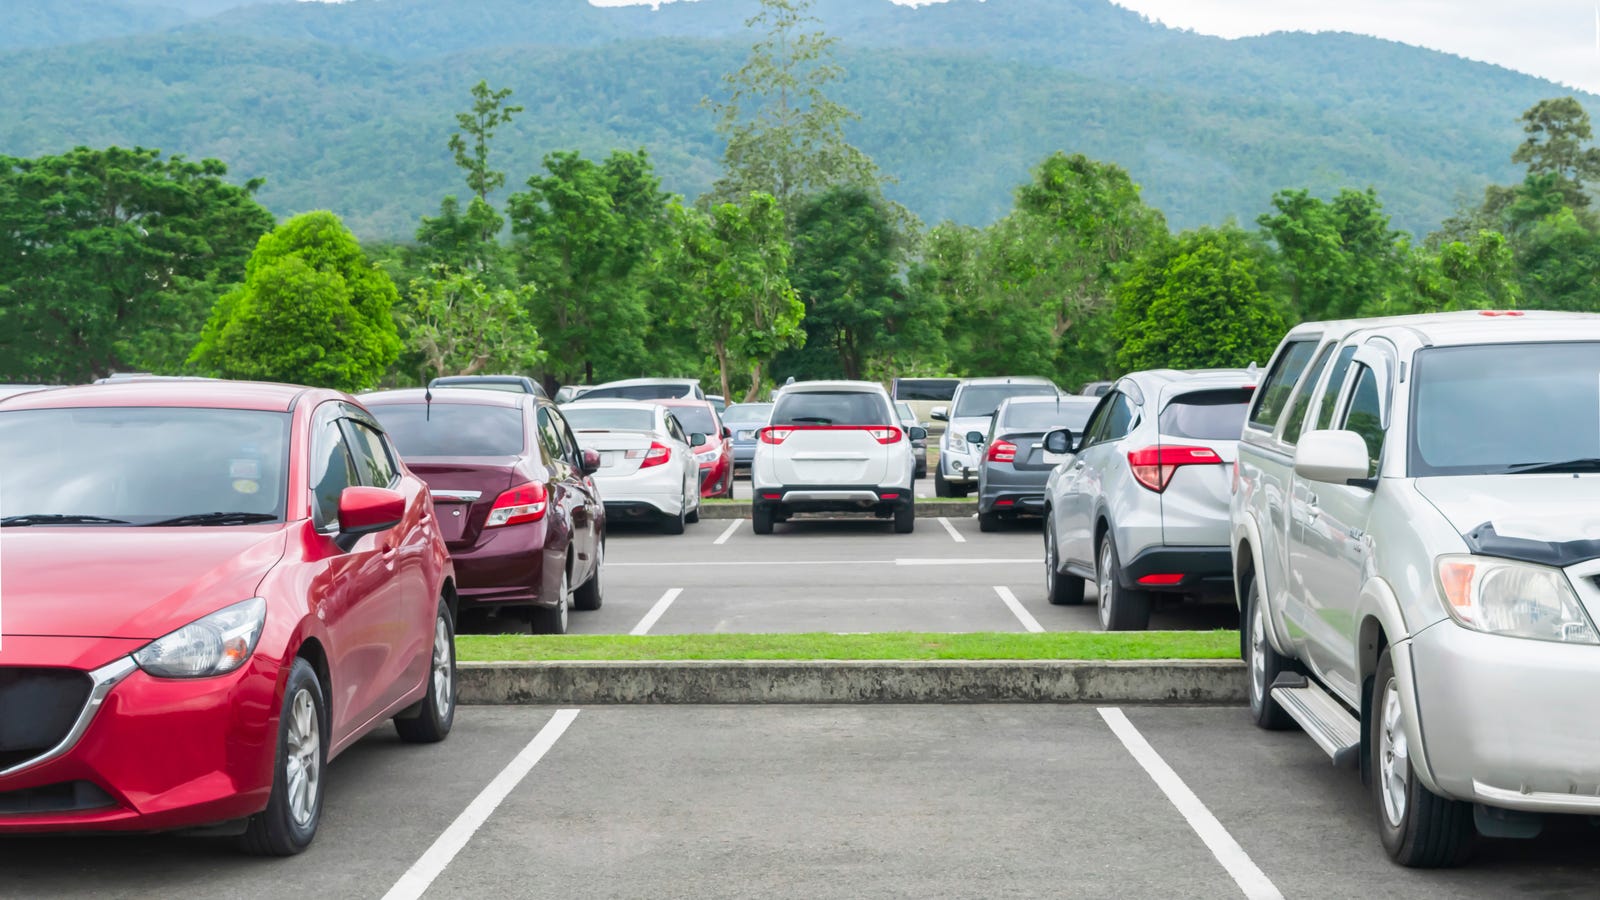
[562,399,704,534]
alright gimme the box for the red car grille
[0,668,93,771]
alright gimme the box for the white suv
[1233,310,1600,867]
[751,381,923,534]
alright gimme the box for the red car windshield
[0,407,290,525]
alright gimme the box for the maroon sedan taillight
[485,482,548,526]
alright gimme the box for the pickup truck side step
[1270,674,1361,768]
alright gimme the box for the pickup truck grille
[0,668,93,771]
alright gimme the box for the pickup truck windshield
[953,384,1056,418]
[1411,341,1600,476]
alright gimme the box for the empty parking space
[11,705,1593,898]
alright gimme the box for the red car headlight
[132,597,267,678]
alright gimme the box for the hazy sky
[577,0,1600,95]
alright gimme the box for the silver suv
[1041,369,1258,630]
[1233,310,1600,867]
[932,377,1059,497]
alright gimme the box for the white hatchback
[751,381,922,534]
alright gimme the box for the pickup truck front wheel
[1246,580,1295,730]
[1372,648,1474,867]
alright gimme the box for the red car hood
[1,527,289,640]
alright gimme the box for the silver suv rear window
[772,391,890,426]
[1161,389,1254,441]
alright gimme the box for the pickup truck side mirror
[965,430,986,445]
[1294,430,1372,485]
[908,426,928,441]
[930,407,948,421]
[1043,429,1075,454]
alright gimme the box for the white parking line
[713,519,742,545]
[631,588,685,635]
[936,517,966,543]
[609,558,1040,568]
[993,585,1044,632]
[382,709,580,900]
[1098,708,1284,900]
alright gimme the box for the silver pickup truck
[1232,310,1600,867]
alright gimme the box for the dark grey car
[976,395,1097,531]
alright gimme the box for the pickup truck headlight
[133,597,268,677]
[946,433,968,454]
[1435,556,1598,644]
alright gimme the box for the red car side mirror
[581,448,602,475]
[337,486,405,544]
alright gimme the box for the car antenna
[423,368,433,421]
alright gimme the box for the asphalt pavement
[569,494,1239,637]
[10,705,1600,898]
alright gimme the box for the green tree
[1512,97,1600,210]
[1115,227,1287,371]
[781,186,932,380]
[1381,230,1520,315]
[1514,208,1600,311]
[398,268,543,379]
[670,194,805,400]
[447,80,523,244]
[0,146,274,382]
[508,149,668,387]
[190,211,401,389]
[1258,187,1405,321]
[705,0,883,215]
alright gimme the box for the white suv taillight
[1128,445,1221,492]
[761,425,901,444]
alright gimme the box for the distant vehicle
[562,400,704,534]
[0,379,456,854]
[751,380,923,535]
[91,373,217,384]
[975,395,1097,530]
[657,398,735,498]
[1079,381,1114,397]
[932,377,1060,497]
[554,384,592,404]
[895,401,929,479]
[427,375,547,398]
[891,377,961,432]
[580,378,704,401]
[706,394,727,414]
[362,388,604,635]
[1042,368,1258,629]
[722,402,773,470]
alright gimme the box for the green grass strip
[457,630,1238,662]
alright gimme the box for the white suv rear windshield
[772,391,891,426]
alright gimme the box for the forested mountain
[2,0,1587,237]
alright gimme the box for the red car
[658,399,734,498]
[0,381,456,855]
[360,388,605,635]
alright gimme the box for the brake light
[639,441,671,469]
[1127,445,1222,492]
[485,482,547,527]
[987,440,1018,463]
[864,427,903,445]
[1138,573,1185,586]
[759,427,792,444]
[1478,310,1525,317]
[760,425,902,444]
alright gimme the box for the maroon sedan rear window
[368,403,525,458]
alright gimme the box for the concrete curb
[459,659,1246,705]
[699,501,978,520]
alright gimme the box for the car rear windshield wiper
[1506,457,1600,474]
[1,514,131,527]
[141,511,281,527]
[785,416,834,424]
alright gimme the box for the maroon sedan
[0,380,455,854]
[361,388,605,634]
